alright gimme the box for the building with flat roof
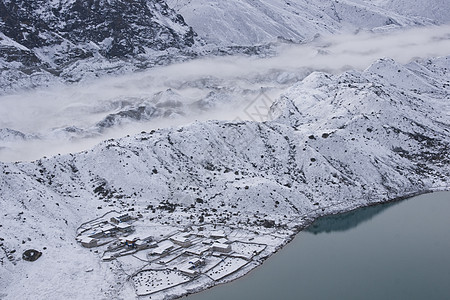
[210,230,226,239]
[188,257,205,268]
[110,214,132,224]
[118,236,139,248]
[80,237,98,248]
[185,245,210,256]
[151,241,175,256]
[212,242,231,253]
[178,258,205,276]
[117,223,133,233]
[171,235,192,247]
[216,238,229,244]
[135,240,152,250]
[102,253,115,261]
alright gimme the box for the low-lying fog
[1,24,449,162]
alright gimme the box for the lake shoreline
[176,186,450,300]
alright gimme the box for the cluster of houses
[77,211,272,297]
[146,230,233,277]
[170,231,231,253]
[147,230,231,256]
[177,257,206,277]
[76,212,236,276]
[77,213,135,248]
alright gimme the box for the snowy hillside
[355,0,450,23]
[2,0,447,94]
[166,0,437,46]
[1,0,449,298]
[0,0,198,93]
[0,56,448,299]
[2,24,449,163]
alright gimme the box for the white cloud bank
[0,24,449,162]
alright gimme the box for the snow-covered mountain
[1,56,448,299]
[166,0,438,46]
[1,0,449,298]
[355,0,450,23]
[2,0,447,94]
[2,23,449,163]
[0,0,198,93]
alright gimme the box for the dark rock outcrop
[0,0,197,90]
[22,249,42,262]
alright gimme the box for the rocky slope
[0,56,448,299]
[2,0,446,94]
[0,0,197,93]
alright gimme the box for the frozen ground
[133,270,191,296]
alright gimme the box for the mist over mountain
[0,1,449,299]
[1,24,449,163]
[1,54,449,299]
[1,0,448,93]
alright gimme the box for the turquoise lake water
[186,191,450,300]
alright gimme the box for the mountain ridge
[167,0,439,46]
[1,55,448,299]
[0,0,198,93]
[1,0,447,94]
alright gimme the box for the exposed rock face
[0,0,196,91]
[1,0,445,94]
[0,0,195,57]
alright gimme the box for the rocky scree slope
[0,0,197,93]
[0,56,449,298]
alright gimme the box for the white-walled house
[212,242,231,253]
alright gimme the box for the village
[76,210,276,297]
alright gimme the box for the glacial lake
[186,191,450,300]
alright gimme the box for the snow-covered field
[133,270,191,296]
[206,258,249,281]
